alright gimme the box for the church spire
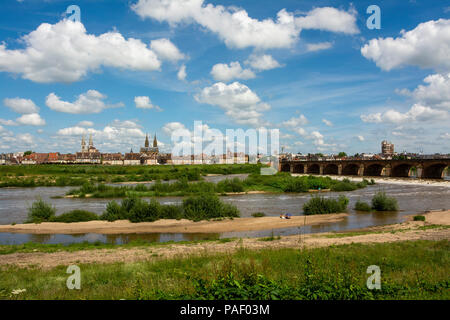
[145,133,149,148]
[153,133,158,148]
[81,134,86,152]
[89,134,93,147]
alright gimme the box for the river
[0,175,449,244]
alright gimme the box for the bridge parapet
[279,158,450,179]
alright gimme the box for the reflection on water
[0,181,448,244]
[0,232,220,245]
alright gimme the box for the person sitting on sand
[285,213,292,219]
[280,214,285,219]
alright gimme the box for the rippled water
[0,178,449,244]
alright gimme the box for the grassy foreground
[0,240,448,300]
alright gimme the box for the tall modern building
[381,140,394,155]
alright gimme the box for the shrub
[303,195,349,215]
[182,194,240,221]
[371,192,399,211]
[413,215,426,221]
[354,200,372,212]
[26,199,56,223]
[128,199,161,223]
[100,200,125,222]
[216,178,245,193]
[160,205,183,220]
[51,210,99,223]
[331,181,358,191]
[251,212,266,217]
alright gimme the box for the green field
[0,164,262,187]
[0,240,448,300]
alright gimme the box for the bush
[26,199,56,223]
[51,210,99,223]
[160,204,183,220]
[216,178,245,193]
[413,215,425,221]
[303,195,349,215]
[354,200,372,212]
[100,200,125,222]
[371,192,399,211]
[251,212,266,217]
[182,194,240,221]
[331,181,358,191]
[128,199,161,223]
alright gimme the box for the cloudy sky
[0,0,449,155]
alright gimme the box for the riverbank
[292,174,450,187]
[0,213,348,234]
[0,210,448,269]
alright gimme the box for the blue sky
[0,0,449,155]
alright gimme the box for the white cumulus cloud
[0,20,161,83]
[3,98,39,114]
[134,96,163,111]
[46,90,123,114]
[150,38,185,61]
[210,61,255,82]
[177,64,187,80]
[132,1,358,49]
[361,19,450,72]
[245,54,281,71]
[361,104,447,124]
[16,113,46,126]
[195,82,270,127]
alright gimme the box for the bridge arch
[365,163,384,176]
[307,164,320,174]
[391,163,413,178]
[342,163,359,176]
[292,164,305,173]
[280,163,291,172]
[323,163,339,175]
[423,163,448,179]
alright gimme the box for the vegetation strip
[0,164,262,188]
[65,174,375,198]
[0,240,448,300]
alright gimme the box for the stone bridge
[279,159,450,180]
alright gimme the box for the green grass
[0,241,448,300]
[413,215,426,221]
[0,238,237,255]
[0,164,263,188]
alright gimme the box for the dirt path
[0,214,348,234]
[1,211,448,269]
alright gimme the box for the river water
[0,175,449,244]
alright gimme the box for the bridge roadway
[279,159,450,179]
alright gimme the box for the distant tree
[24,150,33,156]
[337,152,347,158]
[316,153,324,157]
